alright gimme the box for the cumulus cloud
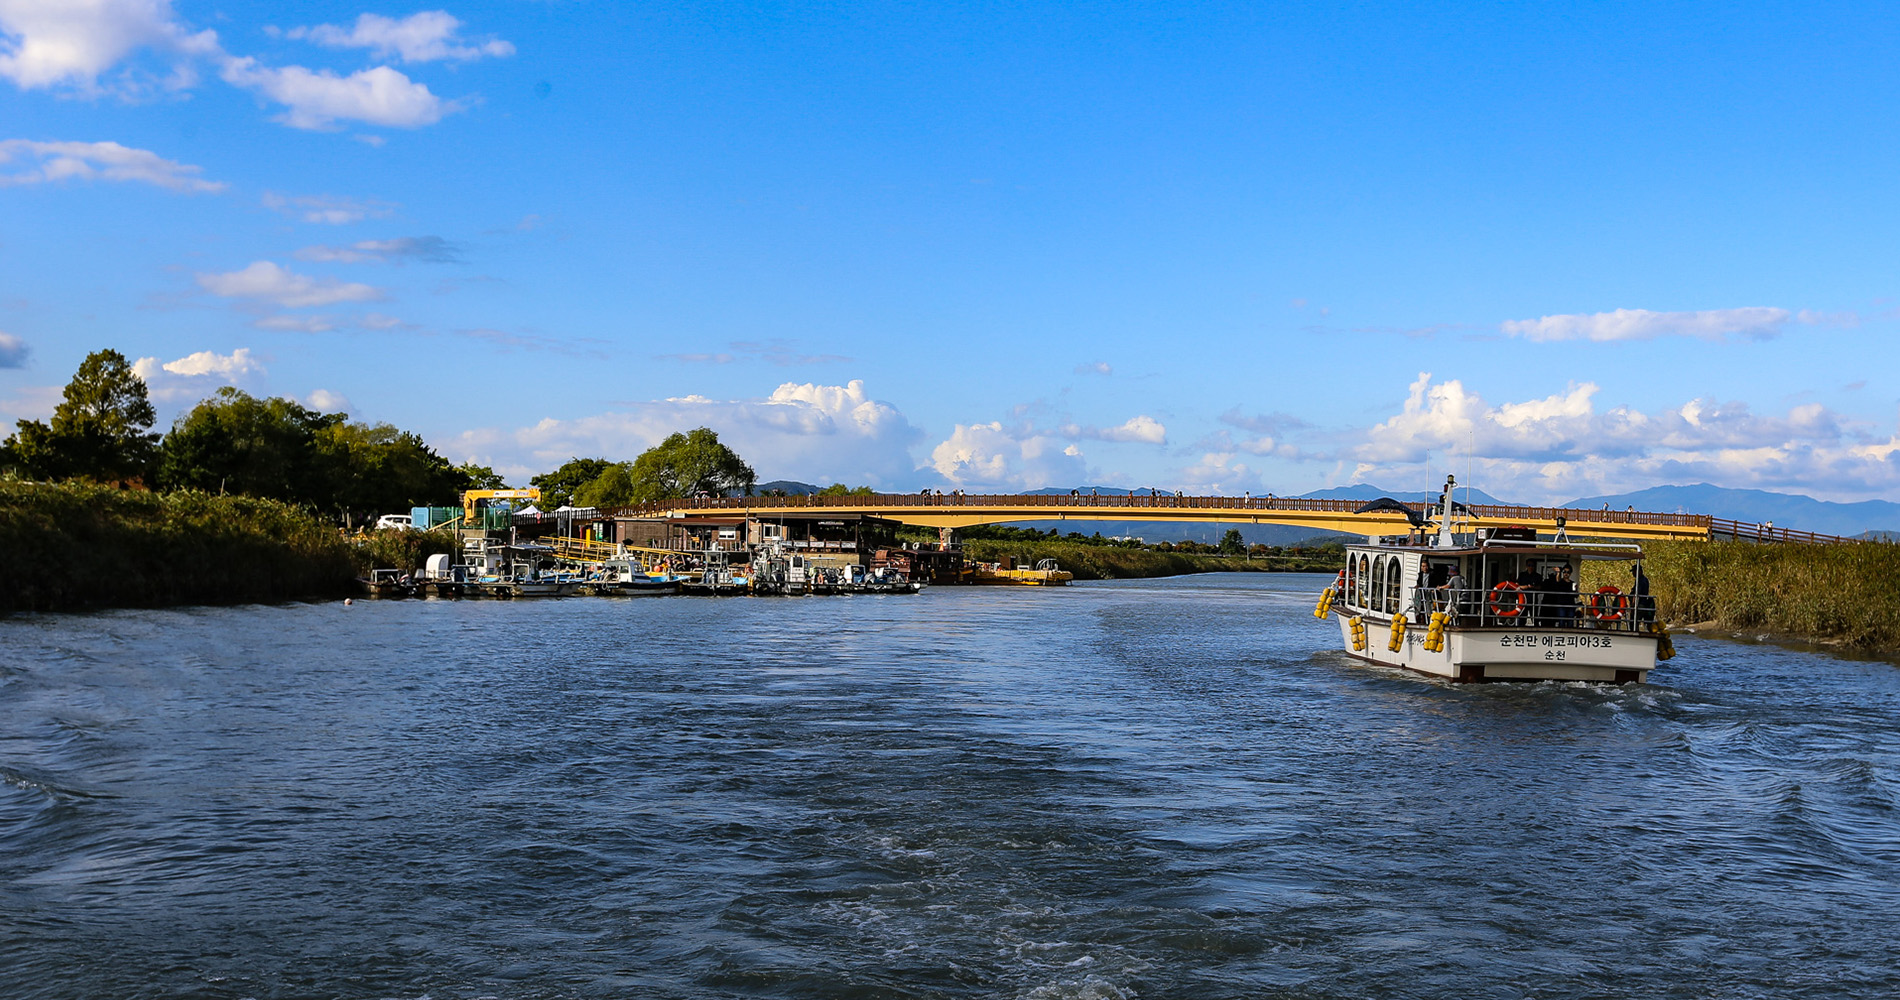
[0,138,223,192]
[0,0,216,92]
[132,347,264,401]
[929,421,1089,490]
[452,379,925,487]
[304,388,351,412]
[197,261,383,308]
[1500,307,1794,343]
[0,330,26,367]
[295,235,461,264]
[283,11,514,63]
[219,57,455,130]
[1073,361,1112,376]
[1341,371,1900,501]
[1061,415,1167,444]
[262,191,396,225]
[0,2,475,131]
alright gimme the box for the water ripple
[1,576,1898,998]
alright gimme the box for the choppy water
[3,573,1899,999]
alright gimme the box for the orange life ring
[1489,580,1525,617]
[1589,585,1628,621]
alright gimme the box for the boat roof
[1347,538,1641,559]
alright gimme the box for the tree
[817,483,875,497]
[531,457,613,508]
[574,463,637,507]
[625,427,755,502]
[157,388,343,500]
[455,462,507,491]
[3,349,159,483]
[314,421,467,520]
[1219,528,1246,556]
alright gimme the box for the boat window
[1345,555,1356,606]
[1387,555,1403,613]
[1371,556,1386,613]
[1355,555,1369,607]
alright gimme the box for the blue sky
[4,1,1899,502]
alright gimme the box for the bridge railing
[574,493,1865,545]
[607,493,1718,527]
[1708,518,1859,545]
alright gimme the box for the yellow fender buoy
[1387,614,1407,652]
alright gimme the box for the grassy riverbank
[960,539,1335,580]
[1582,539,1900,652]
[0,481,360,613]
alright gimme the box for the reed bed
[0,481,359,613]
[1581,539,1900,651]
[353,527,459,573]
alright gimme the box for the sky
[4,1,1900,504]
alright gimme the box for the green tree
[2,349,159,483]
[156,388,343,500]
[531,457,613,508]
[817,482,875,497]
[455,462,507,491]
[1219,528,1246,555]
[625,427,755,502]
[573,463,637,507]
[315,421,466,521]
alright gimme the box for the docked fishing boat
[585,556,681,596]
[470,542,578,598]
[972,558,1073,586]
[358,568,416,598]
[1317,476,1673,684]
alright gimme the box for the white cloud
[1061,414,1166,445]
[303,388,350,412]
[197,261,383,308]
[285,11,514,63]
[1073,361,1112,376]
[0,0,216,92]
[131,347,264,401]
[1175,452,1260,495]
[219,56,455,130]
[0,3,472,131]
[295,235,461,263]
[452,379,925,488]
[1340,371,1900,502]
[0,138,224,192]
[0,330,25,367]
[1500,307,1793,343]
[262,191,395,225]
[929,421,1089,490]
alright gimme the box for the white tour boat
[1316,476,1675,684]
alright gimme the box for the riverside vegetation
[1582,540,1900,653]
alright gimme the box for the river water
[3,573,1898,999]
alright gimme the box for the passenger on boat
[1516,560,1545,625]
[1632,564,1654,623]
[1552,564,1578,623]
[1438,568,1470,624]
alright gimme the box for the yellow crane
[462,488,542,526]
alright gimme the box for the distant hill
[756,480,821,495]
[1559,484,1900,537]
[1293,484,1517,506]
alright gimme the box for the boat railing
[1416,587,1656,632]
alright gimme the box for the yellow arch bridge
[606,493,1851,545]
